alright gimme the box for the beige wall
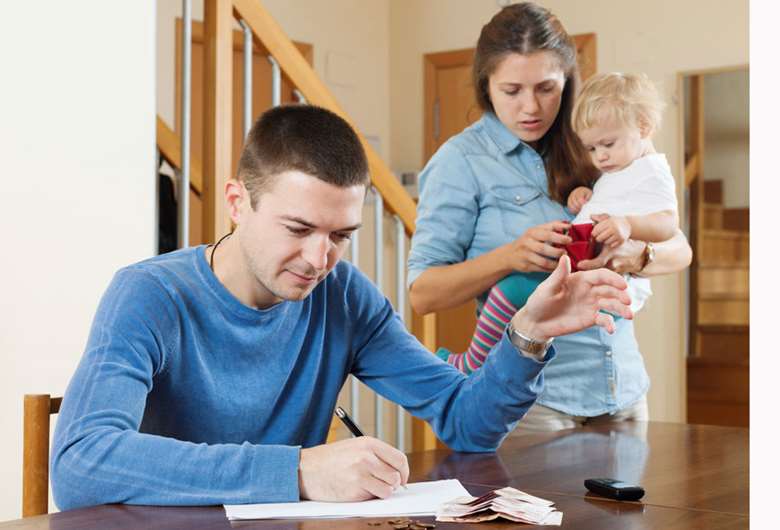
[703,69,750,208]
[0,1,156,521]
[389,0,749,423]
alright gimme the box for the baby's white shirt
[573,153,678,313]
[574,153,678,223]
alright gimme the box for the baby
[568,72,678,314]
[438,72,678,374]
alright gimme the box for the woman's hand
[504,221,572,273]
[567,186,593,214]
[577,238,646,274]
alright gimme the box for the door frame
[423,33,597,164]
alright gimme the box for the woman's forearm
[409,245,513,314]
[637,229,692,277]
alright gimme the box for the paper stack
[436,487,563,525]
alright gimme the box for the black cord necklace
[209,232,233,271]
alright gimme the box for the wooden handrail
[156,115,203,195]
[232,0,417,235]
[685,152,700,187]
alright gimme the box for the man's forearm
[52,421,301,509]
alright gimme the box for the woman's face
[487,51,566,146]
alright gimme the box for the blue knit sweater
[51,246,551,510]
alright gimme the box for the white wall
[0,0,156,521]
[704,69,750,209]
[388,0,749,423]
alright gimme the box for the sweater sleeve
[346,267,553,452]
[51,268,300,510]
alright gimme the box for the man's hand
[591,213,632,248]
[510,255,632,341]
[298,437,409,502]
[567,186,593,214]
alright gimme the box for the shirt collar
[482,111,536,155]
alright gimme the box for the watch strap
[639,241,655,272]
[507,323,553,359]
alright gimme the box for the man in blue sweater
[52,105,632,510]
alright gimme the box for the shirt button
[605,350,612,357]
[515,195,522,202]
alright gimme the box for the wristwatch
[507,323,554,360]
[639,242,656,273]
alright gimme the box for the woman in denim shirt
[407,3,692,433]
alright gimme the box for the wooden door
[175,19,313,245]
[421,34,596,354]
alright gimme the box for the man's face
[235,171,365,308]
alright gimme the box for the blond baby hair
[571,72,665,136]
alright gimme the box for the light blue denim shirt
[408,112,649,416]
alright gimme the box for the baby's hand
[567,186,593,214]
[591,214,631,248]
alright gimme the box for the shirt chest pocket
[485,184,545,239]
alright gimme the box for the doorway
[681,66,749,427]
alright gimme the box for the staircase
[687,180,749,427]
[157,0,438,452]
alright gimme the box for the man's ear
[225,179,247,225]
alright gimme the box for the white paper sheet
[224,479,470,520]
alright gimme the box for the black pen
[334,406,364,437]
[334,406,407,489]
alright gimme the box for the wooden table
[1,422,748,529]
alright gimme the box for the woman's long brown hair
[473,2,599,203]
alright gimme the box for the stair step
[694,324,749,359]
[704,180,723,204]
[687,400,749,427]
[701,229,750,241]
[700,229,749,265]
[699,261,749,269]
[723,207,749,231]
[688,355,749,369]
[697,266,748,296]
[698,298,749,326]
[699,291,748,300]
[702,204,723,230]
[687,359,749,399]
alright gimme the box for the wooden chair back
[23,394,62,517]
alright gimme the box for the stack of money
[435,487,562,525]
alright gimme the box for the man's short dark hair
[237,104,370,208]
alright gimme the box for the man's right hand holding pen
[298,435,410,501]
